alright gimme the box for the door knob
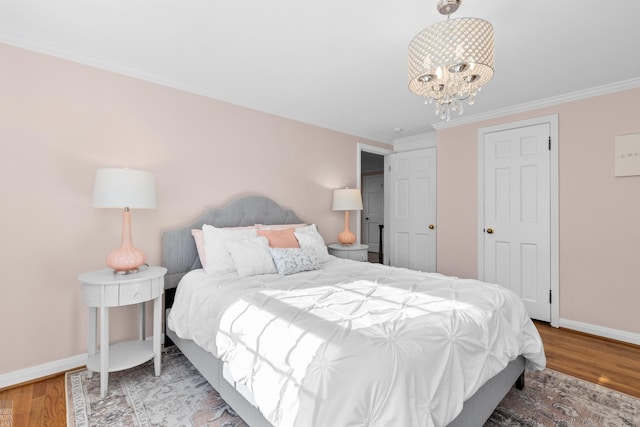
[428,224,435,230]
[486,228,494,234]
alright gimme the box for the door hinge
[549,289,552,304]
[548,136,551,151]
[388,165,391,172]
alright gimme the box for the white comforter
[168,258,545,427]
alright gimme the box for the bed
[163,196,546,427]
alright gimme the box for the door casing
[357,143,393,248]
[362,174,384,253]
[477,114,559,327]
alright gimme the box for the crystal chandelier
[408,0,494,121]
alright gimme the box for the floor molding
[559,318,640,346]
[0,353,86,389]
[1,337,160,389]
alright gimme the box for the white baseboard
[0,353,87,389]
[0,336,162,389]
[559,318,640,346]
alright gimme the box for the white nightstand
[79,266,166,398]
[328,243,369,262]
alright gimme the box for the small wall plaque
[615,133,640,177]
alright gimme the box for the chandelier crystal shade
[408,1,494,121]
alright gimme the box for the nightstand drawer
[83,284,119,307]
[327,243,369,262]
[119,281,152,306]
[347,249,368,262]
[331,250,349,260]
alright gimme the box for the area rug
[66,346,247,427]
[485,369,639,426]
[67,346,640,426]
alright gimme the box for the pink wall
[0,43,388,375]
[437,87,640,334]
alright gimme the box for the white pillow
[270,248,320,275]
[225,236,277,277]
[202,225,258,275]
[294,224,331,263]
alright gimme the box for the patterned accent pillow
[270,248,320,275]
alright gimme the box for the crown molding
[432,78,640,130]
[0,34,387,144]
[5,32,639,140]
[393,132,437,152]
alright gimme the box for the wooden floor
[0,372,66,427]
[1,322,638,426]
[534,320,640,398]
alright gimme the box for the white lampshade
[332,188,363,211]
[93,168,157,209]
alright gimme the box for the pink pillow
[256,228,300,248]
[191,229,207,268]
[256,223,306,230]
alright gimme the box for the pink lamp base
[337,210,356,245]
[107,246,146,273]
[107,209,146,273]
[337,229,356,245]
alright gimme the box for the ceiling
[2,0,640,144]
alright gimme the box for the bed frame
[162,196,525,427]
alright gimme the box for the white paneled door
[362,174,384,253]
[387,148,436,272]
[482,123,551,321]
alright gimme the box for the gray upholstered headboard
[162,196,303,289]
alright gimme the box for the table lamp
[332,187,363,245]
[92,168,157,273]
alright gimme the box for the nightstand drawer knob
[134,293,140,300]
